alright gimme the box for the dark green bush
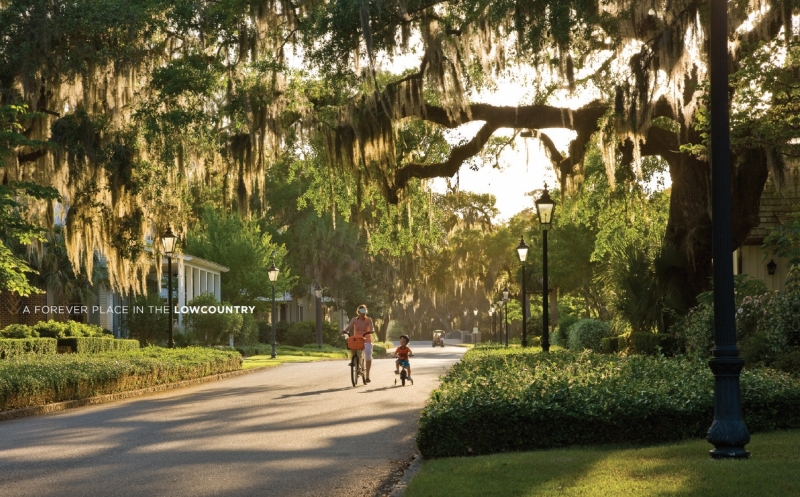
[235,343,274,356]
[0,338,58,358]
[237,314,259,344]
[567,319,611,351]
[258,320,290,344]
[0,324,37,338]
[628,333,682,356]
[283,320,341,347]
[555,315,580,347]
[773,350,800,375]
[416,348,800,458]
[57,338,140,354]
[0,347,242,411]
[600,337,619,354]
[183,294,243,346]
[618,335,628,351]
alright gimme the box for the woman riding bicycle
[342,304,374,383]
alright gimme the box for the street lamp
[502,287,509,348]
[314,283,323,349]
[267,260,279,358]
[161,225,178,348]
[535,186,555,353]
[707,0,749,459]
[516,237,529,347]
[489,306,495,343]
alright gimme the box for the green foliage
[237,314,259,345]
[416,349,800,458]
[0,347,242,411]
[627,333,682,356]
[258,320,290,344]
[555,315,580,347]
[182,294,244,346]
[0,177,61,296]
[282,320,341,347]
[762,213,800,291]
[600,336,618,354]
[122,293,168,345]
[773,351,800,376]
[0,324,38,338]
[32,320,108,338]
[185,205,292,306]
[567,319,611,351]
[0,338,57,358]
[57,338,139,354]
[762,290,800,352]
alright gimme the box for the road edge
[388,451,423,496]
[0,366,268,423]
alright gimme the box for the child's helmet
[399,335,409,342]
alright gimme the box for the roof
[166,254,230,273]
[745,168,800,245]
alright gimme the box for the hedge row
[57,338,140,354]
[0,338,58,359]
[416,348,800,458]
[0,347,242,411]
[1,321,109,339]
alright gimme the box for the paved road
[0,342,464,497]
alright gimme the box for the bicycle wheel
[359,358,366,385]
[400,369,407,387]
[350,355,358,387]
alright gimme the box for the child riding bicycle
[393,335,413,380]
[342,304,374,383]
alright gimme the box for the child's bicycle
[394,354,414,387]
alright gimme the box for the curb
[0,367,266,422]
[389,452,423,497]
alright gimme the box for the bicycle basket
[347,336,365,350]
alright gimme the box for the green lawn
[406,430,800,497]
[242,351,348,369]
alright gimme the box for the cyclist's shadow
[275,387,353,399]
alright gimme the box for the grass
[406,429,800,497]
[242,353,346,369]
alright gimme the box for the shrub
[0,347,242,411]
[555,315,579,348]
[671,302,714,357]
[57,338,140,354]
[123,293,169,344]
[183,294,244,346]
[773,350,800,376]
[567,319,611,351]
[600,337,619,354]
[283,320,341,347]
[416,348,800,458]
[762,291,800,352]
[31,320,108,339]
[628,333,682,356]
[0,324,37,338]
[0,338,58,358]
[235,343,274,356]
[237,314,260,345]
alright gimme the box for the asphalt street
[0,341,464,497]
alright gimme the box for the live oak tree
[2,0,799,307]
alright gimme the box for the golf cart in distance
[432,330,445,347]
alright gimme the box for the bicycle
[394,353,414,387]
[343,331,372,387]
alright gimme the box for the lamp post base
[707,356,750,459]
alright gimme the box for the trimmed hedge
[32,321,109,338]
[600,337,619,354]
[57,338,140,354]
[567,319,611,351]
[628,333,683,356]
[0,338,58,359]
[416,348,800,458]
[0,347,242,411]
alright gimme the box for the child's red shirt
[396,345,412,360]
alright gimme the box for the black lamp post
[161,225,178,348]
[516,238,529,347]
[767,260,777,275]
[268,260,279,358]
[535,186,555,353]
[315,283,323,349]
[707,0,749,459]
[502,287,509,347]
